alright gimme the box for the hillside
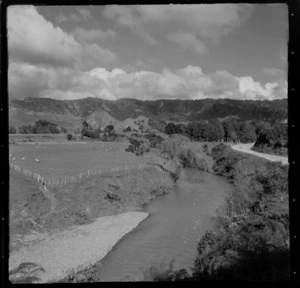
[9,97,287,132]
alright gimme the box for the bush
[144,261,189,281]
[144,133,164,148]
[66,134,73,141]
[125,144,135,153]
[252,123,288,156]
[9,126,17,134]
[61,127,68,134]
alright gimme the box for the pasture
[9,142,150,180]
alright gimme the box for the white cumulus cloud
[7,5,116,70]
[9,61,287,102]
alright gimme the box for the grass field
[9,142,150,179]
[9,134,71,143]
[9,169,51,237]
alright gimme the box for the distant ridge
[9,97,287,132]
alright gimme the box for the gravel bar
[9,212,149,283]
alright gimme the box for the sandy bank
[9,212,149,283]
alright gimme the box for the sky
[7,4,288,102]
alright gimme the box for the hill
[9,97,287,133]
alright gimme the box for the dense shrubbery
[164,119,281,144]
[81,120,100,139]
[145,144,289,281]
[159,137,212,172]
[253,123,288,156]
[66,134,73,140]
[144,133,164,148]
[125,137,150,156]
[148,117,167,132]
[17,120,65,134]
[165,120,225,142]
[9,126,17,134]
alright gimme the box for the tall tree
[239,122,256,143]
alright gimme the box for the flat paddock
[9,142,149,178]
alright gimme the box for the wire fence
[9,162,164,188]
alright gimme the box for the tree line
[165,118,287,144]
[9,120,68,134]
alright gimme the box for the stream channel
[95,168,233,281]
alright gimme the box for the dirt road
[231,143,288,165]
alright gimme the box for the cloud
[8,5,82,67]
[103,4,254,51]
[73,27,116,43]
[262,68,285,77]
[78,44,117,70]
[55,7,94,23]
[166,32,208,55]
[9,61,287,102]
[76,7,94,21]
[7,5,116,70]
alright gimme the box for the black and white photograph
[5,2,291,283]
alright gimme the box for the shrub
[144,260,189,281]
[9,126,17,134]
[61,127,68,134]
[66,134,73,140]
[125,144,135,153]
[144,133,164,148]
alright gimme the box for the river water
[95,169,233,281]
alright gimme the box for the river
[95,168,233,281]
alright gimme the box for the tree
[165,123,177,135]
[252,120,271,137]
[66,134,73,140]
[74,128,81,134]
[18,125,27,134]
[9,126,17,134]
[81,120,100,139]
[61,127,68,134]
[209,119,224,141]
[239,122,256,143]
[105,125,114,132]
[222,120,238,142]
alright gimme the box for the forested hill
[10,97,287,121]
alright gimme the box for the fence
[9,162,165,189]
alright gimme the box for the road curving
[231,143,288,165]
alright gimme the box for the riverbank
[9,152,176,283]
[145,143,289,281]
[93,168,232,281]
[9,212,149,283]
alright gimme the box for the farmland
[9,141,173,239]
[9,141,150,180]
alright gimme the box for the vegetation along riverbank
[145,143,289,281]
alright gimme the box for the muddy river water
[95,168,233,281]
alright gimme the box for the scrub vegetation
[145,144,289,281]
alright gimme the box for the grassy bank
[145,143,289,281]
[10,166,173,238]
